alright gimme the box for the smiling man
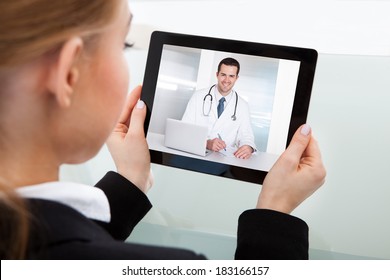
[182,57,256,159]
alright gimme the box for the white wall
[127,0,390,56]
[61,0,390,259]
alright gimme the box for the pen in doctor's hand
[217,133,227,151]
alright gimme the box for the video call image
[146,44,300,174]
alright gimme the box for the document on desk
[218,146,237,157]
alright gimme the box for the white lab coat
[182,87,256,150]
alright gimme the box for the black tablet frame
[141,31,317,184]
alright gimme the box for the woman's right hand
[257,124,326,214]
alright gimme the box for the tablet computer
[141,31,317,184]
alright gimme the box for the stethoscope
[202,84,238,121]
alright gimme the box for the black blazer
[26,172,308,259]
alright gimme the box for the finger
[234,147,245,158]
[283,124,312,164]
[236,153,247,159]
[302,136,327,185]
[234,152,242,159]
[302,136,323,163]
[118,85,142,125]
[239,151,250,159]
[219,141,226,151]
[127,99,147,137]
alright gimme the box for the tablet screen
[141,31,317,184]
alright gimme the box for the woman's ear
[47,37,84,108]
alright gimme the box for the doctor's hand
[256,124,326,214]
[234,145,253,159]
[106,85,153,194]
[207,138,226,152]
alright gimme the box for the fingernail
[136,100,145,109]
[300,124,311,136]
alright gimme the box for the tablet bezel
[141,31,317,184]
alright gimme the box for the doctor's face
[216,64,239,96]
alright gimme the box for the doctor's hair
[218,57,240,76]
[0,0,120,68]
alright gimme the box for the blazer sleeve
[94,171,152,241]
[235,209,309,260]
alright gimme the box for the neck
[0,86,60,187]
[0,139,60,187]
[216,86,231,97]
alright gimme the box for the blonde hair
[0,184,29,259]
[0,0,122,259]
[0,0,120,68]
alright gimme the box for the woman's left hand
[106,85,153,193]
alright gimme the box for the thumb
[118,85,142,126]
[127,100,147,136]
[283,124,312,164]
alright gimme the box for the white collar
[214,87,233,103]
[17,181,111,222]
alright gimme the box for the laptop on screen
[164,118,211,157]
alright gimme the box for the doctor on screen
[182,57,256,159]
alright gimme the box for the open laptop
[164,118,211,157]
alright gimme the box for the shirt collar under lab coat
[214,86,234,104]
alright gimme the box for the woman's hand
[257,124,326,214]
[106,85,153,193]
